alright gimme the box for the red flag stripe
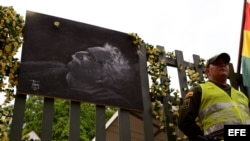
[245,0,250,30]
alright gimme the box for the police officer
[178,53,250,141]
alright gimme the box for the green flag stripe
[242,56,250,87]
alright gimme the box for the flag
[242,0,250,87]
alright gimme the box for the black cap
[206,53,230,67]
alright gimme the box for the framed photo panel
[17,11,144,111]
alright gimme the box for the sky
[0,0,246,103]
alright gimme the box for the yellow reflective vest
[199,82,250,135]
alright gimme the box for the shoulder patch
[185,91,193,98]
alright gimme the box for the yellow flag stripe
[242,30,250,58]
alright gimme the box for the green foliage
[23,96,43,136]
[52,99,69,140]
[0,5,24,140]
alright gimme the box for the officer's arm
[178,86,203,138]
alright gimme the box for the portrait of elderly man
[66,43,132,94]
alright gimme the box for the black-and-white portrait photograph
[17,11,143,110]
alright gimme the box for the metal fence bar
[69,101,81,141]
[10,94,27,141]
[156,46,174,141]
[139,44,154,141]
[41,97,54,141]
[119,109,131,141]
[193,54,205,82]
[95,105,106,141]
[175,50,189,98]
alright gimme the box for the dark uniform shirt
[178,80,231,139]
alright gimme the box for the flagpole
[237,0,247,73]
